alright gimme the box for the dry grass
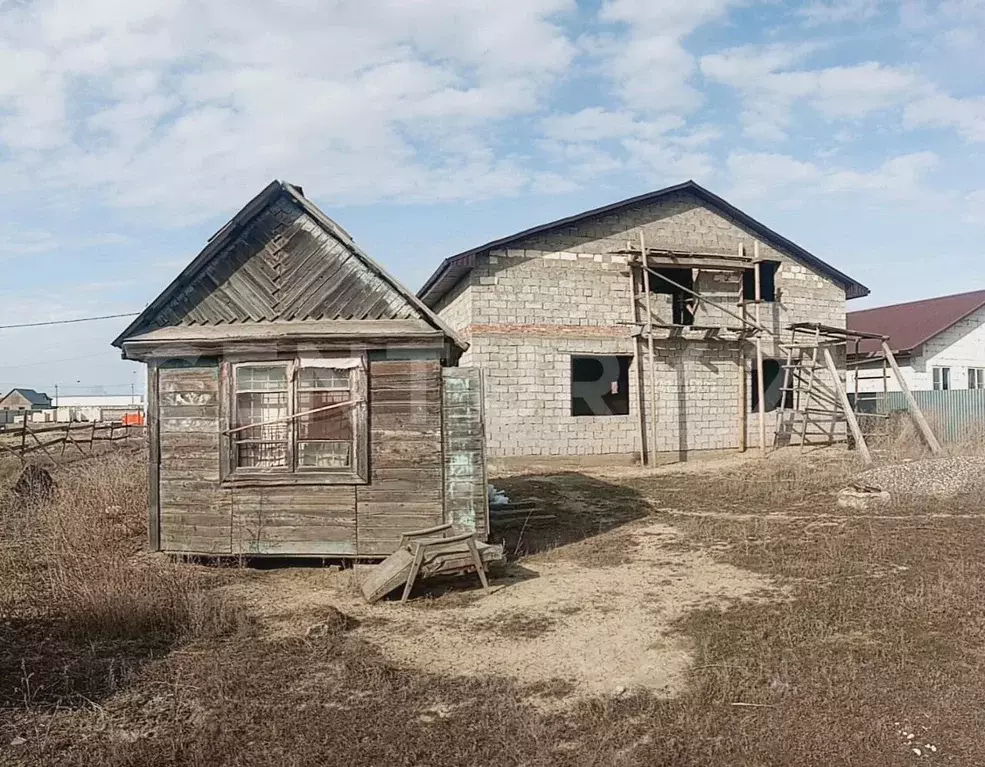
[0,450,249,752]
[6,448,985,765]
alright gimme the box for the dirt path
[225,519,773,701]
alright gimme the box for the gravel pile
[860,455,985,498]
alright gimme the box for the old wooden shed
[113,181,487,557]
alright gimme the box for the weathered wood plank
[160,377,220,394]
[160,417,219,434]
[357,502,443,516]
[160,404,220,418]
[442,367,488,537]
[147,362,161,552]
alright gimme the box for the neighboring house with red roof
[847,290,985,393]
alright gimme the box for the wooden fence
[0,417,144,464]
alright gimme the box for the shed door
[442,368,489,539]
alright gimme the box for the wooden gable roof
[113,181,465,351]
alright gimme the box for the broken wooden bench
[360,523,503,604]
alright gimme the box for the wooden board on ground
[360,548,416,603]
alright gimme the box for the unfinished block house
[419,181,870,463]
[113,181,487,557]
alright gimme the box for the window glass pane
[237,441,288,468]
[236,365,288,392]
[298,367,350,390]
[234,390,288,469]
[297,390,352,440]
[297,441,351,469]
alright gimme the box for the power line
[0,352,112,371]
[0,312,139,330]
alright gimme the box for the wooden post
[628,261,647,465]
[640,231,658,462]
[824,347,872,465]
[754,243,766,456]
[147,362,162,551]
[20,412,27,457]
[881,341,942,454]
[737,244,747,452]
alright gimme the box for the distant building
[0,388,54,425]
[53,394,144,423]
[848,289,985,392]
[0,388,53,411]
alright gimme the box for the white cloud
[701,44,922,140]
[540,107,684,142]
[904,92,985,141]
[798,0,882,25]
[537,107,719,186]
[593,0,737,112]
[965,189,985,224]
[0,0,577,220]
[0,230,130,258]
[727,150,939,202]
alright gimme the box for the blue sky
[1,0,984,394]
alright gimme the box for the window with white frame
[932,366,950,391]
[228,356,367,482]
[969,368,985,390]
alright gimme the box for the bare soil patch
[226,518,771,699]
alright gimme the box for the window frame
[932,366,950,391]
[969,367,985,390]
[220,355,369,487]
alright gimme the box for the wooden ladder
[775,326,842,449]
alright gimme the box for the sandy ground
[225,518,773,700]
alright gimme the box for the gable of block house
[420,181,867,349]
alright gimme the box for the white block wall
[434,189,851,458]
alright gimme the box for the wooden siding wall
[355,360,444,556]
[442,369,488,538]
[155,357,457,557]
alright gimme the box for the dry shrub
[1,450,245,645]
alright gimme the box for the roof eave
[417,180,869,306]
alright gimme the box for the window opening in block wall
[647,268,695,326]
[933,367,950,391]
[750,358,793,412]
[571,355,632,416]
[742,261,778,302]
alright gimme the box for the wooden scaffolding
[624,231,941,466]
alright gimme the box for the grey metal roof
[4,388,52,407]
[417,180,870,306]
[113,181,466,352]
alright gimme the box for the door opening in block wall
[750,359,793,412]
[571,355,632,416]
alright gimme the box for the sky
[0,0,984,395]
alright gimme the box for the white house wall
[849,304,985,393]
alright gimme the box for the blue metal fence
[856,389,985,444]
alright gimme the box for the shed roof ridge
[112,181,466,351]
